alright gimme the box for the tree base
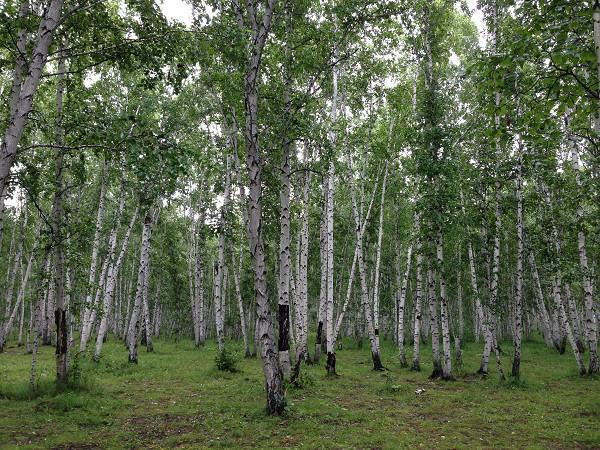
[429,366,443,379]
[326,352,337,375]
[372,351,385,371]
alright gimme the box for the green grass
[0,337,598,449]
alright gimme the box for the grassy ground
[0,337,598,449]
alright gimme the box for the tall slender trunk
[372,162,388,356]
[215,155,232,353]
[1,253,34,351]
[325,160,336,374]
[332,171,379,348]
[553,277,586,374]
[512,112,524,378]
[527,246,554,348]
[0,0,64,218]
[291,149,311,382]
[51,45,68,385]
[236,0,283,415]
[188,200,198,345]
[396,242,413,368]
[411,215,424,371]
[0,204,28,352]
[455,245,464,368]
[194,209,206,346]
[94,207,138,360]
[543,185,587,373]
[127,211,154,363]
[567,118,599,373]
[348,154,383,370]
[231,120,249,355]
[80,161,108,352]
[3,214,18,319]
[231,255,249,356]
[277,125,292,378]
[564,283,584,352]
[436,231,452,380]
[323,58,338,374]
[142,269,153,353]
[427,262,442,378]
[487,191,505,380]
[315,190,327,364]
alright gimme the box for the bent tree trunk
[0,0,64,225]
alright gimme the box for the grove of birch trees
[1,0,599,415]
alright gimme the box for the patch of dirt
[51,444,103,450]
[125,413,204,442]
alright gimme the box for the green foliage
[215,347,239,373]
[378,372,407,395]
[290,368,316,390]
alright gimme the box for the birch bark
[80,161,108,352]
[127,211,154,363]
[566,115,599,373]
[94,207,138,360]
[396,243,412,368]
[372,162,388,355]
[427,263,442,378]
[234,0,284,414]
[0,0,64,218]
[411,215,424,371]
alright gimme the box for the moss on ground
[0,337,598,449]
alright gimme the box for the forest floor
[1,337,599,449]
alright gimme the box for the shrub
[291,369,316,389]
[215,347,239,372]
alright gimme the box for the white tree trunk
[94,207,138,360]
[291,151,311,381]
[427,264,442,377]
[512,130,524,378]
[372,162,388,354]
[567,125,598,373]
[436,231,452,380]
[214,155,232,353]
[527,247,554,348]
[411,214,424,371]
[277,132,292,378]
[0,0,64,216]
[80,161,108,351]
[325,160,336,374]
[396,242,413,368]
[332,168,383,348]
[127,211,154,363]
[315,189,327,364]
[348,154,383,370]
[553,277,586,374]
